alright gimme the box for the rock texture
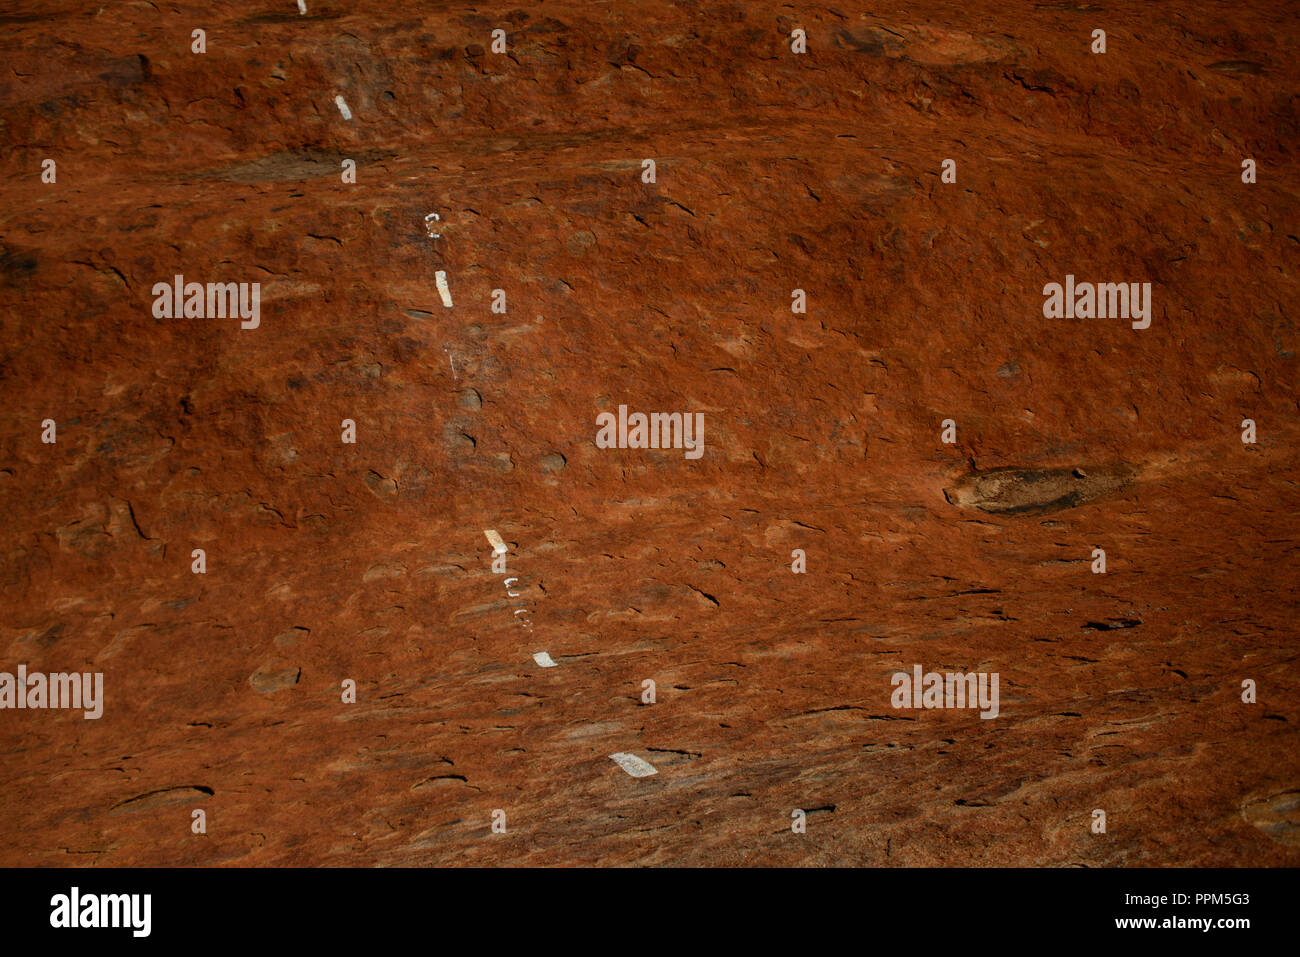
[0,1,1297,866]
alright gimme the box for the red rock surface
[1,0,1297,866]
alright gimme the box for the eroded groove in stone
[198,150,396,184]
[943,466,1134,515]
[109,786,214,815]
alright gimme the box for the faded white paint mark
[504,577,521,597]
[436,270,453,308]
[297,0,307,14]
[424,212,442,239]
[334,95,352,120]
[609,752,657,778]
[484,529,507,555]
[532,652,557,668]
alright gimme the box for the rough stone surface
[0,1,1297,866]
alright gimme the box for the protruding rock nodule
[944,465,1133,515]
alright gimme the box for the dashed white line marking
[484,529,507,555]
[436,270,453,308]
[532,652,557,668]
[297,0,307,14]
[334,95,352,120]
[609,752,657,778]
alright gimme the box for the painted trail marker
[484,529,507,555]
[609,752,657,778]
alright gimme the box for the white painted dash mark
[532,652,557,668]
[334,95,352,120]
[436,270,453,308]
[297,0,307,14]
[484,529,507,555]
[609,752,657,778]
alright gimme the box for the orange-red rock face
[1,1,1297,866]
